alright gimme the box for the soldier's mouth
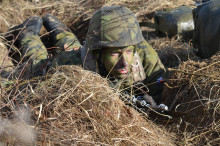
[118,69,128,74]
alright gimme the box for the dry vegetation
[0,0,219,145]
[160,53,220,145]
[1,66,175,145]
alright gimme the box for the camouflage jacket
[31,39,166,103]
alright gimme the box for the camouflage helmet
[86,6,144,51]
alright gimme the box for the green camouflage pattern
[21,34,48,65]
[86,6,144,50]
[193,0,220,58]
[102,40,166,103]
[54,31,81,53]
[48,31,82,66]
[17,9,165,103]
[20,31,82,76]
[136,40,166,99]
[49,49,82,68]
[136,40,165,77]
[20,32,165,100]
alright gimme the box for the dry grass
[1,65,175,145]
[0,38,14,73]
[149,37,198,68]
[1,0,220,145]
[0,0,194,40]
[160,53,220,145]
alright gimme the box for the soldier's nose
[118,54,128,68]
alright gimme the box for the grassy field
[0,0,219,145]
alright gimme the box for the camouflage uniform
[9,16,82,76]
[10,6,166,103]
[83,6,166,102]
[20,35,48,65]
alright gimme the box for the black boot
[42,14,71,38]
[5,16,43,43]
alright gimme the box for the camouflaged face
[105,40,166,102]
[86,6,144,50]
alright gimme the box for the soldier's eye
[126,49,133,53]
[111,52,119,56]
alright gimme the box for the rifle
[128,94,195,120]
[132,95,168,112]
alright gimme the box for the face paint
[101,46,135,79]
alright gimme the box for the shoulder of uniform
[136,40,152,50]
